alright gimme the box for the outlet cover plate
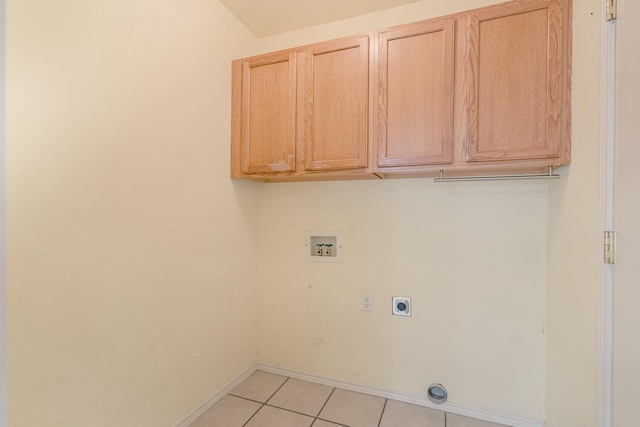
[361,293,373,312]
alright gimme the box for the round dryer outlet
[392,296,411,317]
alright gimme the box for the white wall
[546,1,603,426]
[252,0,497,52]
[6,1,260,426]
[256,179,549,420]
[5,0,603,425]
[251,1,603,424]
[252,1,551,420]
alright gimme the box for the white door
[612,0,640,425]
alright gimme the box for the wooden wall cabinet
[374,18,455,169]
[302,36,370,173]
[231,35,372,181]
[231,0,572,182]
[375,0,571,178]
[233,51,298,176]
[461,0,571,166]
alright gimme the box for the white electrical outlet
[392,296,411,317]
[361,293,373,312]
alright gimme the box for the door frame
[598,2,616,426]
[0,0,7,425]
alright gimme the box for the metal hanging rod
[434,165,560,182]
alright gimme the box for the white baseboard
[173,364,258,427]
[257,363,544,427]
[174,362,544,427]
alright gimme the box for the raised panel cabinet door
[463,0,569,162]
[241,51,297,174]
[376,18,455,168]
[302,35,369,171]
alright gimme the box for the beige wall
[546,1,602,426]
[252,0,602,424]
[256,179,549,419]
[7,1,260,426]
[5,0,603,426]
[252,0,496,53]
[253,0,550,421]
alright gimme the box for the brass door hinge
[606,0,617,21]
[604,231,616,264]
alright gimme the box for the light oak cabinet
[375,0,571,177]
[374,18,455,169]
[461,0,570,165]
[302,36,370,172]
[231,0,572,181]
[233,51,297,175]
[231,35,371,181]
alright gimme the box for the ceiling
[219,0,424,37]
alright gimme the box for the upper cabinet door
[240,51,297,174]
[463,0,569,163]
[376,18,455,168]
[302,35,369,171]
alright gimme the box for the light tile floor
[189,370,510,427]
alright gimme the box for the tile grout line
[377,398,388,427]
[315,386,336,418]
[263,403,323,420]
[240,401,264,427]
[262,377,330,423]
[228,392,266,427]
[229,394,267,405]
[315,417,350,427]
[236,397,327,427]
[312,418,349,427]
[232,382,352,427]
[267,376,291,403]
[240,376,291,427]
[313,387,355,427]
